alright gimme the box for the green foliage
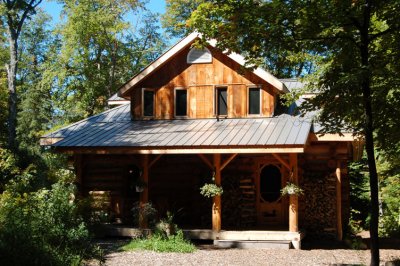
[200,183,223,198]
[0,176,101,266]
[348,158,371,230]
[41,0,167,123]
[377,152,400,237]
[132,201,158,227]
[162,0,203,37]
[121,230,196,253]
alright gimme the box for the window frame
[142,88,155,118]
[215,86,228,117]
[247,86,262,116]
[174,87,188,118]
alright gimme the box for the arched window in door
[260,165,281,202]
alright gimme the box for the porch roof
[41,104,312,154]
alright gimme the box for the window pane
[260,165,281,202]
[249,88,260,114]
[143,90,154,117]
[175,90,187,116]
[217,88,227,116]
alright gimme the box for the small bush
[0,175,101,265]
[121,230,196,253]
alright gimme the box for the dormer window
[215,87,228,116]
[143,88,155,117]
[248,87,261,115]
[187,47,212,64]
[175,88,187,117]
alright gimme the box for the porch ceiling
[41,103,312,153]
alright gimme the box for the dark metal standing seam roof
[42,104,312,149]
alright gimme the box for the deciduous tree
[0,0,43,151]
[189,1,400,265]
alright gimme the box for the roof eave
[52,145,306,155]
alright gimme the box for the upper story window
[187,47,212,64]
[215,87,228,116]
[143,88,155,117]
[175,88,187,117]
[248,87,261,115]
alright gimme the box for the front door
[257,164,285,226]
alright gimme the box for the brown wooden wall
[131,45,277,120]
[75,140,352,235]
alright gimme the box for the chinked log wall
[74,141,350,236]
[131,45,276,119]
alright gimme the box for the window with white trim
[187,47,212,64]
[215,87,228,116]
[175,88,187,117]
[143,88,155,117]
[248,87,261,115]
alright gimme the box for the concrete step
[214,240,291,249]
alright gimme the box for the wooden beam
[212,154,222,232]
[308,132,357,142]
[336,161,343,241]
[272,153,290,171]
[55,146,305,155]
[149,154,163,169]
[139,154,149,229]
[197,154,213,169]
[289,153,298,232]
[220,153,238,171]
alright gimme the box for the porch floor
[96,224,305,249]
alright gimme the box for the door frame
[256,159,289,227]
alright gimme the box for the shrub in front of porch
[122,211,196,253]
[121,230,196,253]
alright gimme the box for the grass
[121,230,196,253]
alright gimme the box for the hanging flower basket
[200,183,223,198]
[135,185,144,193]
[134,178,147,193]
[281,182,304,196]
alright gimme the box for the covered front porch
[72,150,309,249]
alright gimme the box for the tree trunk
[360,1,379,265]
[6,31,18,152]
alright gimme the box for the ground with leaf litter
[87,238,400,266]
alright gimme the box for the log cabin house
[41,32,362,249]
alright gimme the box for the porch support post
[212,153,222,232]
[289,153,298,232]
[336,161,343,240]
[74,154,83,196]
[139,154,149,229]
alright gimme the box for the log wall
[76,141,351,236]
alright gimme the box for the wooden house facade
[41,33,361,248]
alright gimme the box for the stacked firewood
[301,172,337,238]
